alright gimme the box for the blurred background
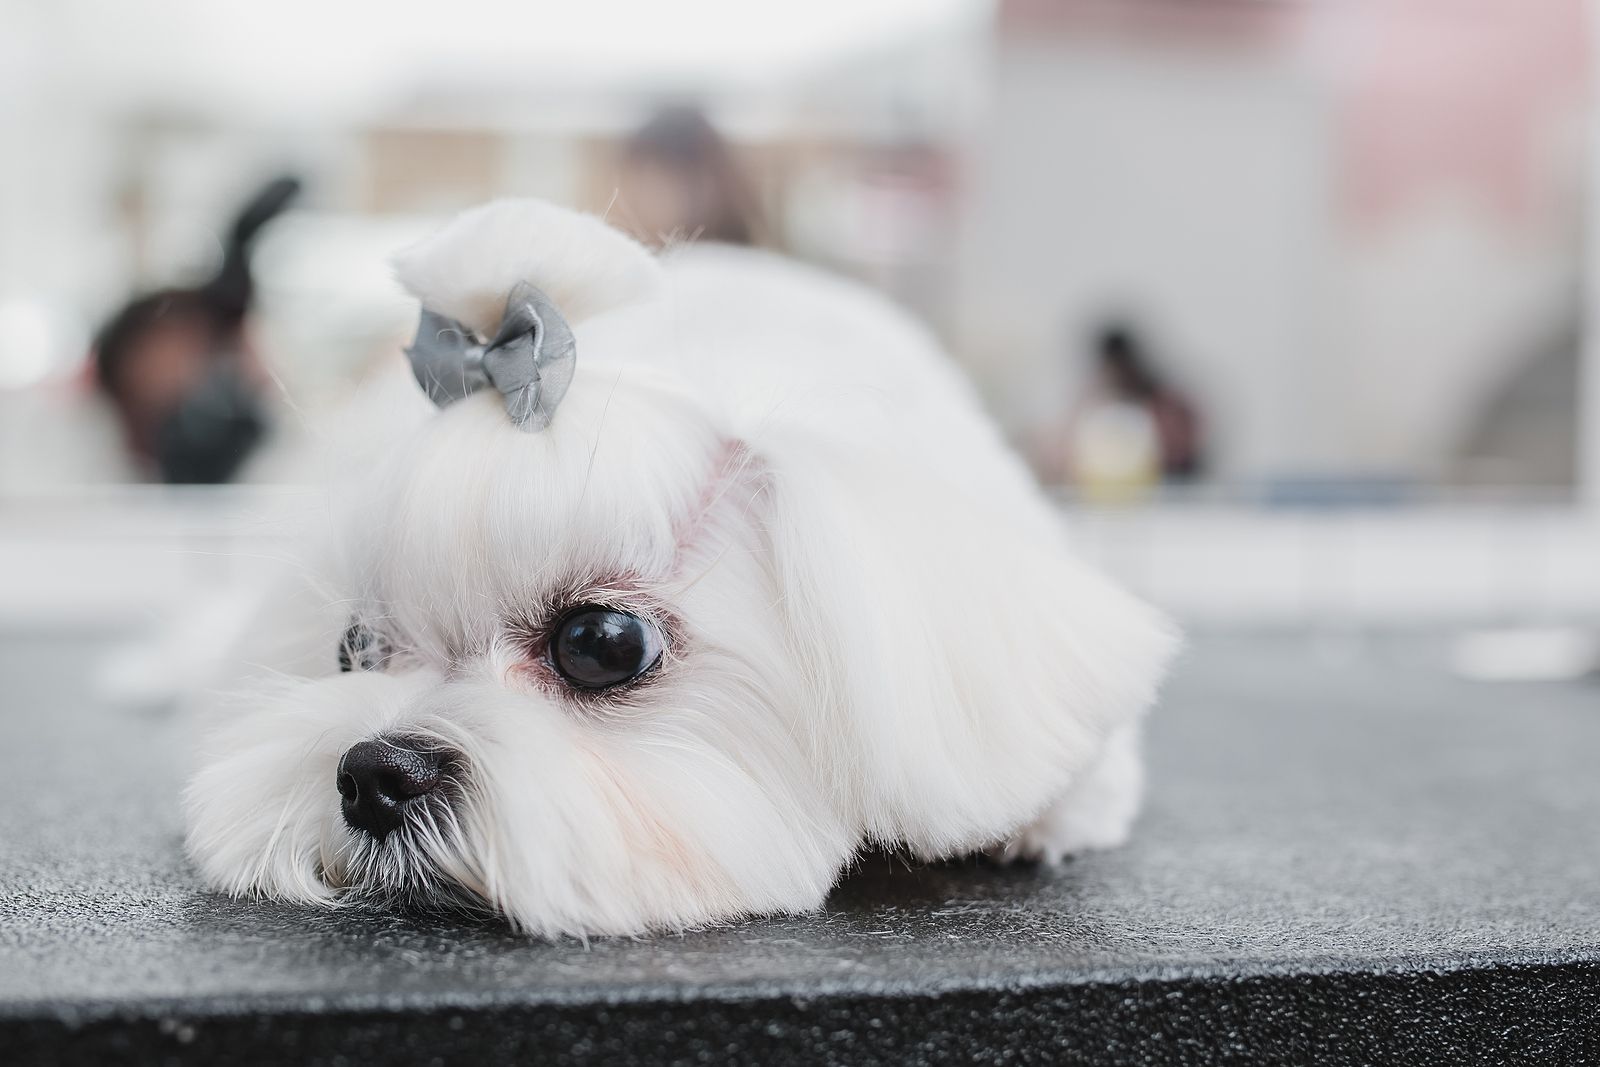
[3,0,1599,661]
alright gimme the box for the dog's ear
[392,199,662,336]
[758,426,1179,857]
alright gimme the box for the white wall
[955,31,1586,485]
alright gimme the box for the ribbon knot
[404,281,576,432]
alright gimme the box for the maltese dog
[184,199,1178,937]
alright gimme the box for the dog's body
[185,201,1177,937]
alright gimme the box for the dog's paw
[989,724,1145,865]
[988,797,1134,864]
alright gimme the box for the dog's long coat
[184,200,1177,937]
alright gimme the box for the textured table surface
[4,630,1600,1065]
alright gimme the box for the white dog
[184,200,1178,938]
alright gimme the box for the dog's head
[184,200,1176,937]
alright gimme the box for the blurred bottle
[1054,322,1205,502]
[1072,398,1163,502]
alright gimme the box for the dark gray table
[4,630,1600,1065]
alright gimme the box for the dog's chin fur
[183,199,1179,938]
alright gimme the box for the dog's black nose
[337,737,446,841]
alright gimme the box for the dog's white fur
[184,199,1178,937]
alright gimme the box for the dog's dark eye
[548,606,663,690]
[338,621,390,673]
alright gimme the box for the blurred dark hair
[622,106,761,246]
[206,174,300,322]
[1094,322,1161,401]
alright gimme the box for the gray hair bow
[405,281,576,432]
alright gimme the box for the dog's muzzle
[336,736,457,841]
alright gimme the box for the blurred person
[614,105,765,249]
[91,176,299,484]
[1038,322,1204,498]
